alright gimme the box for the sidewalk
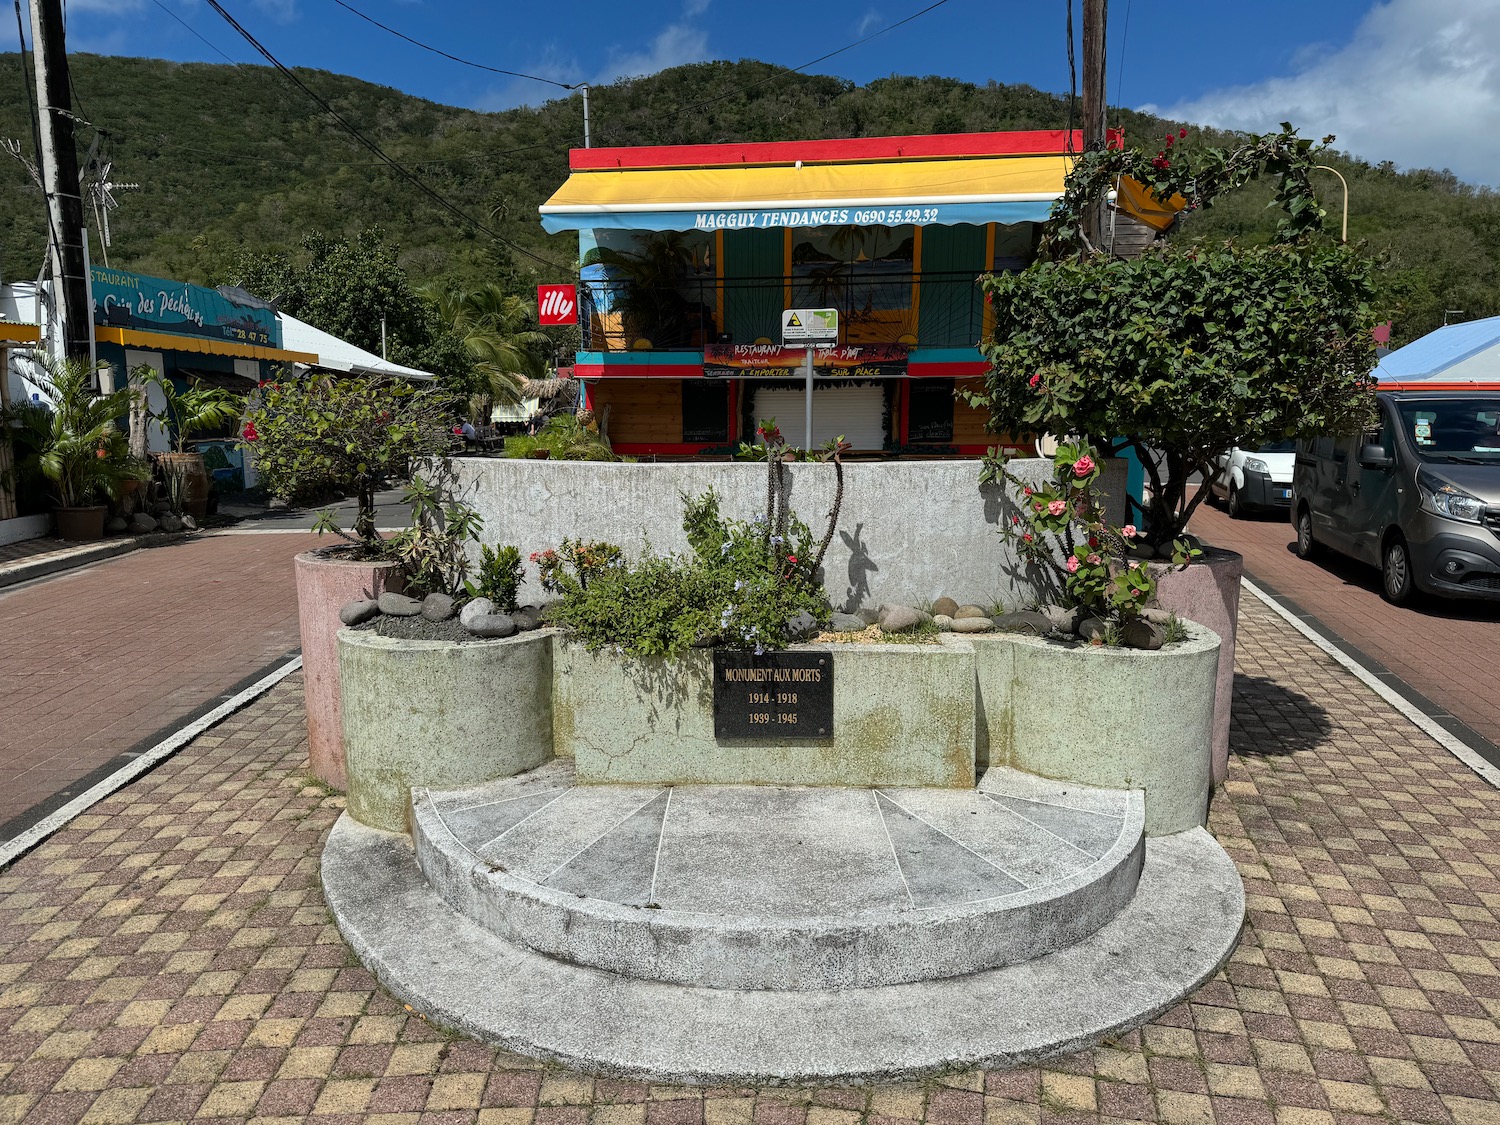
[0,530,324,841]
[0,594,1497,1124]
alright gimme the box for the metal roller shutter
[750,384,887,451]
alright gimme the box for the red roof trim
[569,129,1124,171]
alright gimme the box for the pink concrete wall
[295,551,404,789]
[1153,548,1243,788]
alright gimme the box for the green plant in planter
[539,488,832,659]
[502,413,617,461]
[379,474,484,597]
[984,441,1183,643]
[1,356,140,508]
[135,366,243,454]
[241,372,457,550]
[969,124,1380,553]
[467,544,524,611]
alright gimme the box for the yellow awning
[1114,175,1188,233]
[541,155,1074,232]
[95,326,317,364]
[0,323,41,344]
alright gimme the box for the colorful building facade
[540,130,1107,457]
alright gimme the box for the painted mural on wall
[91,267,280,349]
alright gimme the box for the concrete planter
[339,628,555,832]
[294,549,406,789]
[1151,548,1243,787]
[966,622,1220,836]
[555,639,975,789]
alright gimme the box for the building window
[908,379,955,442]
[682,380,730,443]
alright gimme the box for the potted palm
[1,357,140,541]
[137,366,244,519]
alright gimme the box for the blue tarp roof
[1374,315,1500,383]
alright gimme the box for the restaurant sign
[91,267,280,348]
[703,342,906,379]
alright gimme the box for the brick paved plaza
[0,595,1498,1124]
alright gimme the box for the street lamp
[1313,165,1349,243]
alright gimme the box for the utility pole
[29,0,93,364]
[1080,0,1108,249]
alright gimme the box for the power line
[148,0,244,68]
[201,0,570,271]
[328,0,579,89]
[1114,0,1132,113]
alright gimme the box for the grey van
[1291,389,1500,604]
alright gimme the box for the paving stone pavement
[1,595,1499,1124]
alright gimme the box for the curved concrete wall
[966,623,1220,835]
[339,629,555,832]
[295,551,406,790]
[449,457,1127,613]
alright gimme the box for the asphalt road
[1189,490,1500,758]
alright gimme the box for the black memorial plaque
[712,650,833,740]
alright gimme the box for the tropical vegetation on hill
[0,54,1495,346]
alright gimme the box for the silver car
[1291,390,1500,603]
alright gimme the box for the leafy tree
[973,126,1380,551]
[242,372,456,548]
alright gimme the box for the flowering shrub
[985,443,1195,633]
[241,372,456,548]
[541,490,830,659]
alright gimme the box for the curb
[0,531,194,591]
[0,655,304,870]
[1242,577,1500,790]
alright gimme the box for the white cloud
[683,0,711,15]
[599,22,710,83]
[1144,0,1500,185]
[856,8,883,36]
[250,0,298,21]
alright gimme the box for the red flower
[1022,532,1033,544]
[1165,133,1175,143]
[1151,155,1170,171]
[787,555,797,564]
[453,426,463,435]
[241,421,258,442]
[1028,373,1042,388]
[1179,128,1188,138]
[1023,486,1033,497]
[1088,536,1099,548]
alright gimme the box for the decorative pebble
[340,599,380,626]
[378,592,423,617]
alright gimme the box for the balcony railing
[578,271,989,354]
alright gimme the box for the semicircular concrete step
[326,816,1244,1085]
[410,761,1145,990]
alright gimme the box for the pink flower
[1086,553,1101,565]
[1011,515,1020,525]
[1128,560,1141,570]
[1073,455,1095,477]
[1121,524,1137,538]
[1066,556,1080,574]
[1022,532,1034,544]
[1034,501,1045,513]
[1047,499,1066,516]
[1023,486,1033,497]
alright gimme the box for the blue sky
[22,0,1500,183]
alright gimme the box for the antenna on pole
[83,159,138,269]
[579,84,591,148]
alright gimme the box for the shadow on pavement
[1231,673,1335,757]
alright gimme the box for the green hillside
[0,54,1494,345]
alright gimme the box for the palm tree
[1,356,139,508]
[421,284,550,407]
[581,232,708,348]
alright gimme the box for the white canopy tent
[278,313,436,382]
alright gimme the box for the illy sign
[537,284,577,326]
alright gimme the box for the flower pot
[529,449,552,460]
[158,452,210,519]
[117,478,143,516]
[1149,547,1243,787]
[295,549,406,790]
[54,505,107,541]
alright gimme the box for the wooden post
[1081,0,1108,250]
[29,0,93,363]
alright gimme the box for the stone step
[409,762,1146,990]
[324,815,1244,1085]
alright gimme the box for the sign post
[781,308,839,449]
